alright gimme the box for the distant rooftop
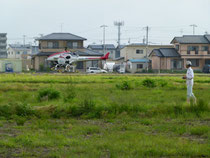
[171,35,210,44]
[150,48,180,57]
[129,58,150,63]
[88,44,116,50]
[35,48,103,57]
[9,44,31,49]
[37,33,87,41]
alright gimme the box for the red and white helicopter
[47,51,110,72]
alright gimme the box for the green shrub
[38,88,60,101]
[63,82,76,102]
[190,126,209,136]
[142,78,156,88]
[15,103,35,117]
[158,80,168,87]
[116,81,132,90]
[15,116,27,126]
[187,99,209,117]
[69,98,96,117]
[0,105,13,118]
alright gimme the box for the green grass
[0,73,209,157]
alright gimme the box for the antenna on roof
[60,23,64,32]
[190,24,197,35]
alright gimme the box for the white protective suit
[186,67,196,99]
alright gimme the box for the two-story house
[0,33,7,58]
[149,35,210,71]
[87,44,116,59]
[171,35,210,70]
[33,33,103,71]
[121,43,173,73]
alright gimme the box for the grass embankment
[0,73,209,157]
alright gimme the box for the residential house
[8,44,33,59]
[120,43,173,73]
[0,33,7,58]
[115,45,126,59]
[149,48,181,71]
[149,35,210,71]
[87,44,116,59]
[33,32,103,71]
[171,35,210,70]
[7,44,39,71]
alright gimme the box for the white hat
[186,61,192,66]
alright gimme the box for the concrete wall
[0,59,22,72]
[127,62,147,73]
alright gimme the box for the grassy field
[0,73,209,158]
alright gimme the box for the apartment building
[0,33,7,58]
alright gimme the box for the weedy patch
[142,78,156,88]
[38,88,60,101]
[190,126,209,136]
[116,81,132,90]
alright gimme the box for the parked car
[87,67,107,73]
[202,65,210,73]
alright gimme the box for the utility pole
[180,29,183,35]
[143,26,150,71]
[23,35,26,46]
[100,25,108,55]
[114,21,124,58]
[190,24,197,35]
[114,21,124,49]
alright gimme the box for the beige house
[33,33,103,71]
[120,43,173,73]
[121,43,173,61]
[7,44,39,71]
[150,35,210,71]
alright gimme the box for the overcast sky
[1,0,210,46]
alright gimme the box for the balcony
[0,37,7,41]
[0,49,7,53]
[0,43,7,47]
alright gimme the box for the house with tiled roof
[33,33,103,71]
[149,34,210,71]
[87,44,116,59]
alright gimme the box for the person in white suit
[183,61,196,103]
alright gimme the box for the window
[92,60,98,67]
[175,45,179,51]
[137,64,143,69]
[17,52,20,55]
[136,49,143,54]
[48,42,53,48]
[76,61,83,69]
[67,42,72,48]
[47,41,59,49]
[201,46,209,51]
[187,46,199,54]
[187,59,199,67]
[53,42,59,48]
[73,42,78,48]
